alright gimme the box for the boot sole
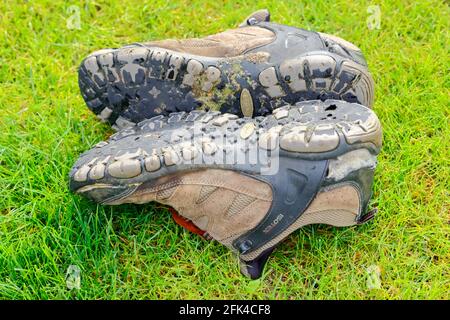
[70,99,381,194]
[79,46,374,130]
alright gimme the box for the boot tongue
[239,9,270,27]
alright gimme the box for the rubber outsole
[79,44,374,130]
[69,99,382,198]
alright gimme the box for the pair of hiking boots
[70,10,382,279]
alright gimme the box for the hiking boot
[69,99,381,278]
[79,10,374,130]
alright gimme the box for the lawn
[0,0,448,299]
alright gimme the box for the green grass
[0,0,449,299]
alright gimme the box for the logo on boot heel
[263,214,284,234]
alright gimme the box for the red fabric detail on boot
[169,207,208,238]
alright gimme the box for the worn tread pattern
[79,32,374,129]
[70,99,381,194]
